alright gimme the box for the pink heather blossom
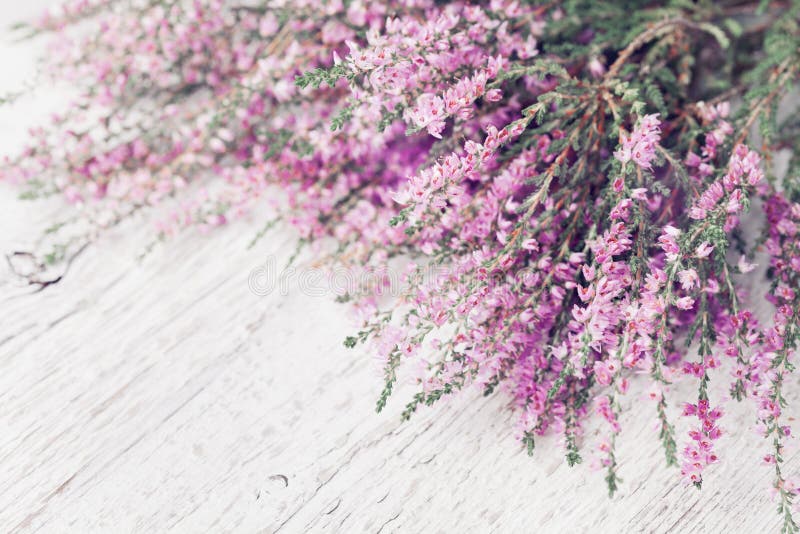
[407,94,447,138]
[658,226,681,263]
[594,361,613,386]
[737,256,757,274]
[677,269,699,290]
[695,242,714,259]
[588,57,606,78]
[690,145,762,220]
[614,114,661,169]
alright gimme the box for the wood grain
[2,197,797,533]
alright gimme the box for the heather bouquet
[3,0,800,529]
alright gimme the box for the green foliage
[294,63,353,90]
[522,431,536,457]
[376,349,401,413]
[330,103,357,131]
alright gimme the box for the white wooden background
[1,3,798,532]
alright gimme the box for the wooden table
[1,4,796,532]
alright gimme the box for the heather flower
[695,242,714,259]
[678,269,699,291]
[658,226,681,263]
[737,256,757,274]
[614,114,661,169]
[406,93,447,138]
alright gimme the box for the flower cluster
[680,400,722,486]
[614,113,661,170]
[3,0,800,529]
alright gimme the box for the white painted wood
[1,4,798,533]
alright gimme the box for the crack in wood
[376,510,401,534]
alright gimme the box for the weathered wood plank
[2,166,797,533]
